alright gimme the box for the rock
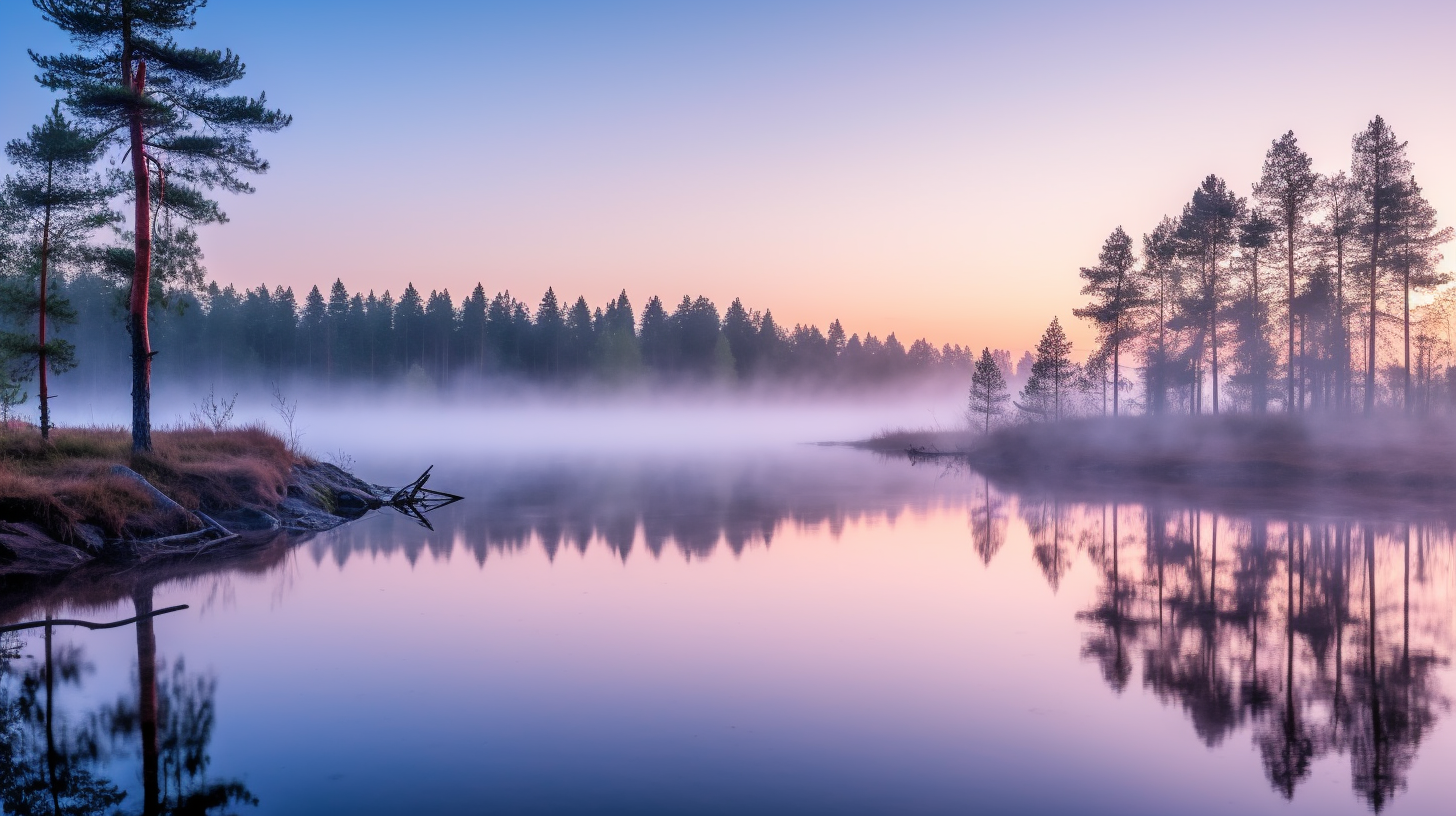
[72,524,105,554]
[212,507,280,532]
[333,489,374,518]
[0,522,91,574]
[276,497,345,531]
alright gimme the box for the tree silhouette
[1254,132,1320,413]
[1019,317,1076,421]
[968,347,1009,433]
[1074,227,1143,416]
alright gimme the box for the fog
[48,375,970,477]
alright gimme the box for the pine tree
[459,283,487,376]
[299,285,326,375]
[534,287,564,374]
[1176,175,1245,413]
[721,297,757,377]
[32,0,290,451]
[0,103,115,438]
[1138,218,1179,414]
[1319,172,1358,410]
[565,295,593,372]
[969,347,1009,433]
[1351,116,1410,415]
[1254,132,1320,412]
[1073,226,1142,416]
[1019,317,1076,421]
[1236,210,1277,411]
[326,278,349,380]
[1388,177,1452,413]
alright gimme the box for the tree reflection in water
[0,585,254,815]
[1056,499,1450,812]
[0,454,1451,812]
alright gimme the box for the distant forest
[48,273,979,390]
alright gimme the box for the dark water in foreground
[2,446,1453,814]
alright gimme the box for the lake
[2,442,1453,814]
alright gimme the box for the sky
[3,0,1455,353]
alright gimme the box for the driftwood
[387,466,463,530]
[0,604,188,634]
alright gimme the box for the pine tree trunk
[1288,215,1296,412]
[134,588,161,814]
[1403,264,1411,415]
[38,192,52,440]
[1367,221,1379,416]
[128,60,153,452]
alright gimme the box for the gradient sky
[3,0,1454,352]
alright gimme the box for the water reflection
[0,584,254,814]
[1031,496,1451,812]
[0,451,1450,813]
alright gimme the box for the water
[2,445,1454,814]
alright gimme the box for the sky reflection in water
[1,447,1454,815]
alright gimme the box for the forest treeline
[45,273,978,390]
[976,118,1455,426]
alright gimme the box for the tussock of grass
[0,424,296,543]
[860,427,975,453]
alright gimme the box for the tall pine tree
[32,0,290,451]
[1254,132,1320,412]
[1073,226,1142,416]
[1350,116,1409,415]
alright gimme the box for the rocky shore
[0,458,387,577]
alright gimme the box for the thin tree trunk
[1336,234,1347,411]
[1403,262,1411,415]
[1288,212,1297,411]
[38,183,52,439]
[127,58,153,452]
[1367,215,1381,415]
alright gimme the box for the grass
[0,424,297,544]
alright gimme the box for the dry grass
[0,424,297,542]
[860,427,976,453]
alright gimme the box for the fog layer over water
[3,405,1455,815]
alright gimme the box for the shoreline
[845,414,1456,516]
[0,426,394,578]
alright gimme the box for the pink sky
[4,1,1455,354]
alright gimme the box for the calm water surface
[2,446,1454,814]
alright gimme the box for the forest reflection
[321,456,1452,812]
[0,454,1450,812]
[1032,495,1450,812]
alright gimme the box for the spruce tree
[1018,317,1076,421]
[32,0,291,451]
[969,347,1009,433]
[1073,226,1142,416]
[0,103,115,438]
[1254,132,1320,412]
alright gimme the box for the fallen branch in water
[387,466,463,530]
[0,604,188,633]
